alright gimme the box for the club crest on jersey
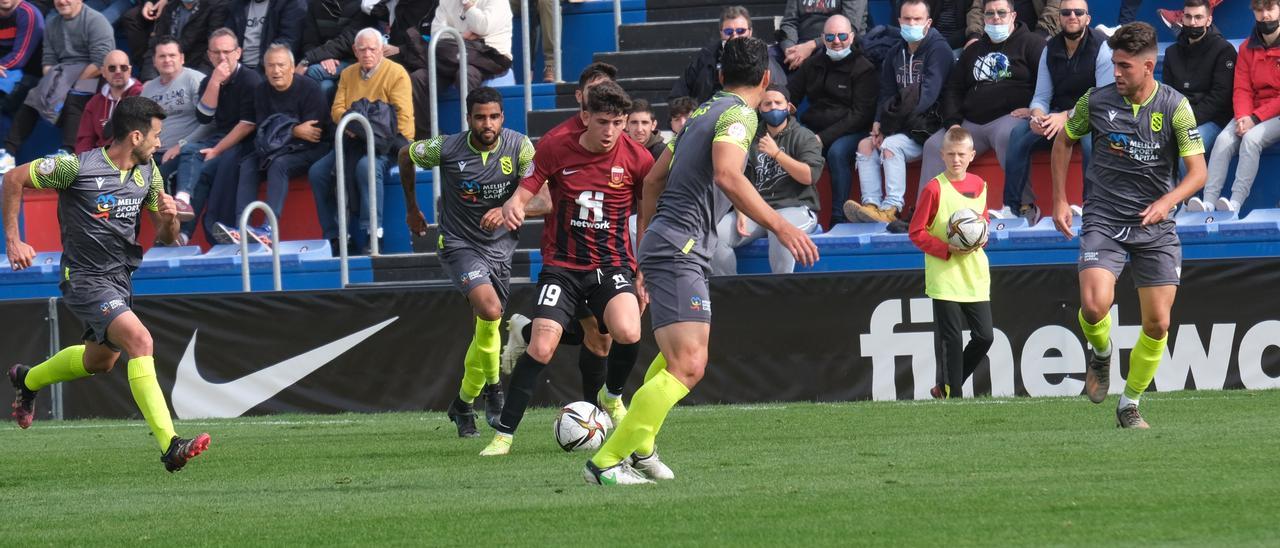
[500,155,513,175]
[1150,112,1163,132]
[608,165,626,188]
[413,142,427,158]
[36,158,56,176]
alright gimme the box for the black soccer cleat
[8,364,36,429]
[481,384,505,430]
[161,433,211,472]
[447,399,480,438]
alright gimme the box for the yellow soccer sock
[1078,309,1112,356]
[459,319,499,404]
[127,356,178,453]
[642,353,668,384]
[475,317,502,386]
[1124,331,1167,401]
[23,345,90,391]
[591,368,689,469]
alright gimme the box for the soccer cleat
[583,459,653,485]
[1085,344,1111,404]
[161,433,211,472]
[481,383,505,429]
[1116,405,1150,429]
[500,314,531,375]
[929,384,944,399]
[597,388,628,424]
[1185,197,1207,212]
[446,399,480,438]
[479,433,512,456]
[8,364,36,429]
[628,450,675,480]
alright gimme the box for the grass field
[3,390,1279,546]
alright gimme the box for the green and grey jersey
[649,91,758,261]
[30,149,164,277]
[1065,83,1204,229]
[408,128,534,253]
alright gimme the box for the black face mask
[1063,29,1084,40]
[1258,19,1280,36]
[1180,25,1208,41]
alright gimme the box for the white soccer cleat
[627,450,675,481]
[500,314,531,374]
[583,460,653,485]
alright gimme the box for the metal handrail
[520,0,532,113]
[238,201,281,292]
[334,111,379,286]
[613,0,622,50]
[428,26,468,225]
[553,0,562,82]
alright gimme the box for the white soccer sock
[1119,394,1139,409]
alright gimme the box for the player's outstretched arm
[712,141,818,267]
[397,145,428,236]
[2,163,38,270]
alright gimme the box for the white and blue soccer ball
[554,401,612,452]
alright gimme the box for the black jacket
[147,0,228,74]
[1162,25,1237,128]
[299,0,373,65]
[779,0,869,48]
[943,22,1044,126]
[669,40,788,104]
[226,0,307,57]
[877,27,953,143]
[787,45,879,145]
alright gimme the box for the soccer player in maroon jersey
[476,81,655,456]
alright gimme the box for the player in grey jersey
[4,97,211,472]
[398,87,535,438]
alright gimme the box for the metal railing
[520,0,532,113]
[613,0,622,50]
[238,201,281,292]
[427,26,468,225]
[553,0,562,82]
[334,111,379,286]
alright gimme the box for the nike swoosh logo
[171,317,399,419]
[562,169,580,175]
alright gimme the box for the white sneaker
[628,450,675,480]
[1069,204,1083,217]
[988,206,1014,219]
[1215,197,1238,213]
[500,314,531,374]
[1095,24,1119,36]
[583,460,653,485]
[1185,197,1207,212]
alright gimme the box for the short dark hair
[720,5,751,24]
[153,35,181,53]
[982,0,1010,9]
[669,96,697,119]
[466,86,504,114]
[630,98,654,117]
[1183,0,1210,10]
[1252,0,1279,10]
[1107,22,1158,57]
[900,0,932,16]
[585,81,632,116]
[110,96,167,142]
[577,62,617,91]
[720,37,769,89]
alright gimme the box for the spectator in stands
[3,0,113,154]
[308,27,413,254]
[1194,0,1280,213]
[713,84,824,275]
[919,0,1044,196]
[432,0,512,91]
[668,95,696,134]
[787,15,878,224]
[142,36,209,186]
[625,98,665,160]
[84,0,130,23]
[174,28,261,242]
[669,6,786,104]
[366,0,434,75]
[296,0,371,102]
[0,0,45,117]
[994,0,1112,223]
[122,0,228,81]
[74,50,141,153]
[236,43,328,233]
[779,0,870,72]
[1163,0,1235,180]
[896,0,974,50]
[509,0,556,82]
[964,0,1059,46]
[849,0,952,224]
[226,0,306,71]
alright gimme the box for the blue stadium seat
[484,69,517,87]
[826,222,887,236]
[31,251,61,267]
[1218,208,1280,240]
[1175,210,1238,226]
[276,240,332,260]
[142,246,203,263]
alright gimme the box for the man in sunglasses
[74,50,142,154]
[964,0,1060,47]
[669,5,786,104]
[779,0,870,72]
[995,0,1113,224]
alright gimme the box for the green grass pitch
[3,390,1279,545]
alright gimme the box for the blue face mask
[985,23,1011,42]
[760,109,788,127]
[825,46,852,61]
[900,24,927,43]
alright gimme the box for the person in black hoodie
[850,0,953,223]
[669,5,786,104]
[225,0,306,70]
[788,14,878,224]
[296,0,373,102]
[1162,0,1235,174]
[919,0,1044,193]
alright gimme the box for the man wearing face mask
[1162,0,1234,184]
[787,14,878,225]
[1192,0,1280,213]
[712,84,824,275]
[964,0,1058,47]
[994,0,1112,224]
[919,0,1044,196]
[669,5,786,104]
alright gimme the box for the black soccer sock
[604,342,639,396]
[578,349,607,403]
[521,322,532,343]
[561,319,585,346]
[495,352,545,435]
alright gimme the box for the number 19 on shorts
[538,284,561,307]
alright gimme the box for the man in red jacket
[75,49,142,153]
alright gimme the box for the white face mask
[985,23,1011,42]
[826,46,852,61]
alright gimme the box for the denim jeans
[855,133,923,210]
[236,146,329,222]
[1003,119,1094,208]
[825,132,866,223]
[85,0,132,23]
[304,60,353,104]
[309,148,388,246]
